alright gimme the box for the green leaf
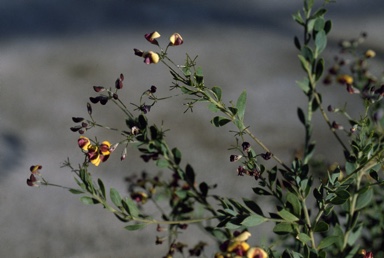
[110,188,122,208]
[98,178,106,198]
[313,221,329,232]
[252,187,271,196]
[297,233,312,244]
[273,223,295,234]
[199,182,209,197]
[292,11,305,26]
[172,148,182,165]
[125,223,146,231]
[324,20,332,34]
[286,193,301,217]
[74,177,86,191]
[122,197,139,218]
[236,90,247,122]
[80,196,99,205]
[317,236,338,250]
[335,190,350,200]
[241,214,267,227]
[195,66,204,84]
[347,225,363,246]
[294,36,301,50]
[208,103,219,112]
[278,209,299,222]
[313,17,325,32]
[185,164,195,185]
[315,30,327,56]
[355,187,373,210]
[211,116,231,127]
[69,188,84,194]
[301,46,314,63]
[296,77,310,94]
[182,66,191,77]
[228,107,238,116]
[311,8,327,19]
[298,54,311,75]
[315,58,324,81]
[243,198,264,216]
[155,159,169,168]
[211,86,222,101]
[297,107,306,126]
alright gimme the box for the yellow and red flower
[145,31,161,45]
[169,33,183,46]
[143,51,160,64]
[337,74,353,85]
[78,136,111,166]
[30,165,42,175]
[247,247,268,258]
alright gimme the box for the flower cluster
[215,231,268,258]
[78,136,111,166]
[134,31,183,64]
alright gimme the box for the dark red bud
[70,125,82,132]
[89,97,100,104]
[150,85,157,93]
[134,48,144,57]
[115,78,123,89]
[99,96,109,105]
[72,117,84,123]
[93,86,105,92]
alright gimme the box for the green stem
[301,197,316,248]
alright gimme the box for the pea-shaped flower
[144,31,161,46]
[143,51,160,64]
[169,33,183,46]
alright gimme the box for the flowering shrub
[28,1,383,257]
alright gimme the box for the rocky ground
[1,1,383,257]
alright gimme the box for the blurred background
[1,0,383,257]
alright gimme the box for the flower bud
[134,48,144,57]
[93,86,105,92]
[72,117,84,123]
[150,85,157,93]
